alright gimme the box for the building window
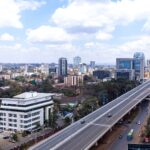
[32,112,40,116]
[9,114,17,117]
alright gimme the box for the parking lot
[0,128,54,150]
[0,131,12,150]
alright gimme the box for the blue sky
[0,0,150,64]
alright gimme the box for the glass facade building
[116,52,145,81]
[133,52,145,80]
[73,56,81,68]
[116,58,133,70]
[58,58,68,77]
[90,61,95,68]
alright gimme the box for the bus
[127,129,134,141]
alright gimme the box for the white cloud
[1,0,150,64]
[52,0,150,35]
[26,25,74,43]
[0,33,15,41]
[0,0,46,28]
[142,19,150,32]
[96,31,113,41]
[119,35,150,52]
[18,0,46,11]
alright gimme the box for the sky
[0,0,150,64]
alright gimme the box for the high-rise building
[79,63,88,74]
[58,58,68,76]
[73,56,81,68]
[90,61,95,68]
[116,52,145,81]
[133,52,145,80]
[116,58,133,70]
[116,58,135,80]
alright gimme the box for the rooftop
[13,92,54,100]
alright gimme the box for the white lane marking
[90,123,111,128]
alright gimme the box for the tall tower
[73,56,81,68]
[58,58,68,77]
[90,61,95,68]
[133,52,145,80]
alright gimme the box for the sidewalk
[0,128,53,150]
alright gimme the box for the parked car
[3,136,10,139]
[9,139,16,143]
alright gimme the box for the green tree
[12,133,18,141]
[48,111,57,128]
[145,116,150,137]
[15,76,26,82]
[64,117,71,125]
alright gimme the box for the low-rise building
[0,74,11,80]
[0,92,54,132]
[64,75,83,87]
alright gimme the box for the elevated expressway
[30,80,150,150]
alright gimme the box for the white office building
[0,92,54,132]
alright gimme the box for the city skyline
[0,0,150,64]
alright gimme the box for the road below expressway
[30,80,150,150]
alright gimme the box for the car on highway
[80,120,85,124]
[118,121,123,125]
[127,119,131,123]
[119,135,123,139]
[107,113,112,118]
[137,121,141,125]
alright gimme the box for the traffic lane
[85,85,149,124]
[32,123,86,150]
[109,101,149,150]
[94,90,150,125]
[94,99,134,125]
[55,125,108,150]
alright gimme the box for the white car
[138,121,141,125]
